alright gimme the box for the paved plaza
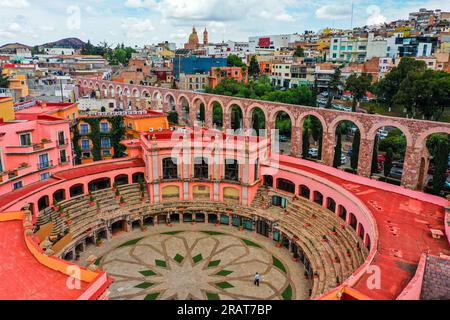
[81,224,311,300]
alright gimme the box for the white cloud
[315,4,352,20]
[0,0,29,8]
[366,5,387,26]
[124,0,157,9]
[121,18,155,39]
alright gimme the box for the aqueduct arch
[76,78,450,191]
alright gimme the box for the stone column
[402,145,424,190]
[290,126,302,158]
[321,132,335,167]
[357,138,375,178]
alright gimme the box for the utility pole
[350,2,354,30]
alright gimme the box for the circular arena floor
[85,225,311,300]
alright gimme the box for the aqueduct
[76,78,450,191]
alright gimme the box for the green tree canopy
[227,54,244,67]
[293,47,305,57]
[393,69,450,120]
[374,57,427,109]
[345,73,373,112]
[248,56,260,77]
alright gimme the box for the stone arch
[327,115,367,138]
[414,126,450,149]
[296,111,328,133]
[368,121,413,147]
[247,104,267,135]
[191,96,207,125]
[331,119,363,170]
[208,98,224,129]
[226,102,244,131]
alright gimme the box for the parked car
[279,135,289,142]
[377,129,388,139]
[389,167,403,180]
[308,148,319,158]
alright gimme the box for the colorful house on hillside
[209,66,248,88]
[0,100,74,194]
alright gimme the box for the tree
[393,70,450,120]
[371,135,379,174]
[248,56,260,78]
[326,67,342,108]
[227,54,244,67]
[293,47,305,58]
[167,111,178,125]
[384,148,394,177]
[374,57,427,110]
[302,122,311,159]
[0,71,9,88]
[333,127,342,168]
[350,130,360,171]
[345,73,373,112]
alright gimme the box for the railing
[59,156,71,165]
[37,160,53,170]
[58,138,69,147]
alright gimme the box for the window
[57,131,66,146]
[276,178,295,194]
[162,157,178,179]
[20,133,31,146]
[101,138,111,149]
[40,172,51,180]
[194,157,209,179]
[13,181,23,190]
[224,159,239,181]
[100,122,110,133]
[59,149,68,164]
[332,45,338,50]
[38,154,50,169]
[102,150,111,157]
[80,123,90,135]
[81,139,90,151]
[254,158,259,181]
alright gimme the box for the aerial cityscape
[0,0,449,303]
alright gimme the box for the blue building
[173,56,227,79]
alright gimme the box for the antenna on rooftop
[350,1,354,30]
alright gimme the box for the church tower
[203,28,208,45]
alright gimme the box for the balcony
[58,156,71,165]
[5,140,54,155]
[58,138,69,147]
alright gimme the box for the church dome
[188,27,199,44]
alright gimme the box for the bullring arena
[0,80,449,301]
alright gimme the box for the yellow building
[124,112,169,139]
[1,69,29,101]
[0,97,15,122]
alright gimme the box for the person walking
[254,272,260,287]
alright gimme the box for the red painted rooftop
[0,220,89,300]
[53,158,145,180]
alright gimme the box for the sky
[0,0,449,47]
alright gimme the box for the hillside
[41,38,85,49]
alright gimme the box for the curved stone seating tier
[36,184,364,299]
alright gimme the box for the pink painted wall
[0,118,73,194]
[396,253,427,300]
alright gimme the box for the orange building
[209,66,248,88]
[0,97,14,122]
[124,111,169,139]
[259,61,273,76]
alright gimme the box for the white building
[329,33,387,63]
[249,34,302,53]
[44,47,76,55]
